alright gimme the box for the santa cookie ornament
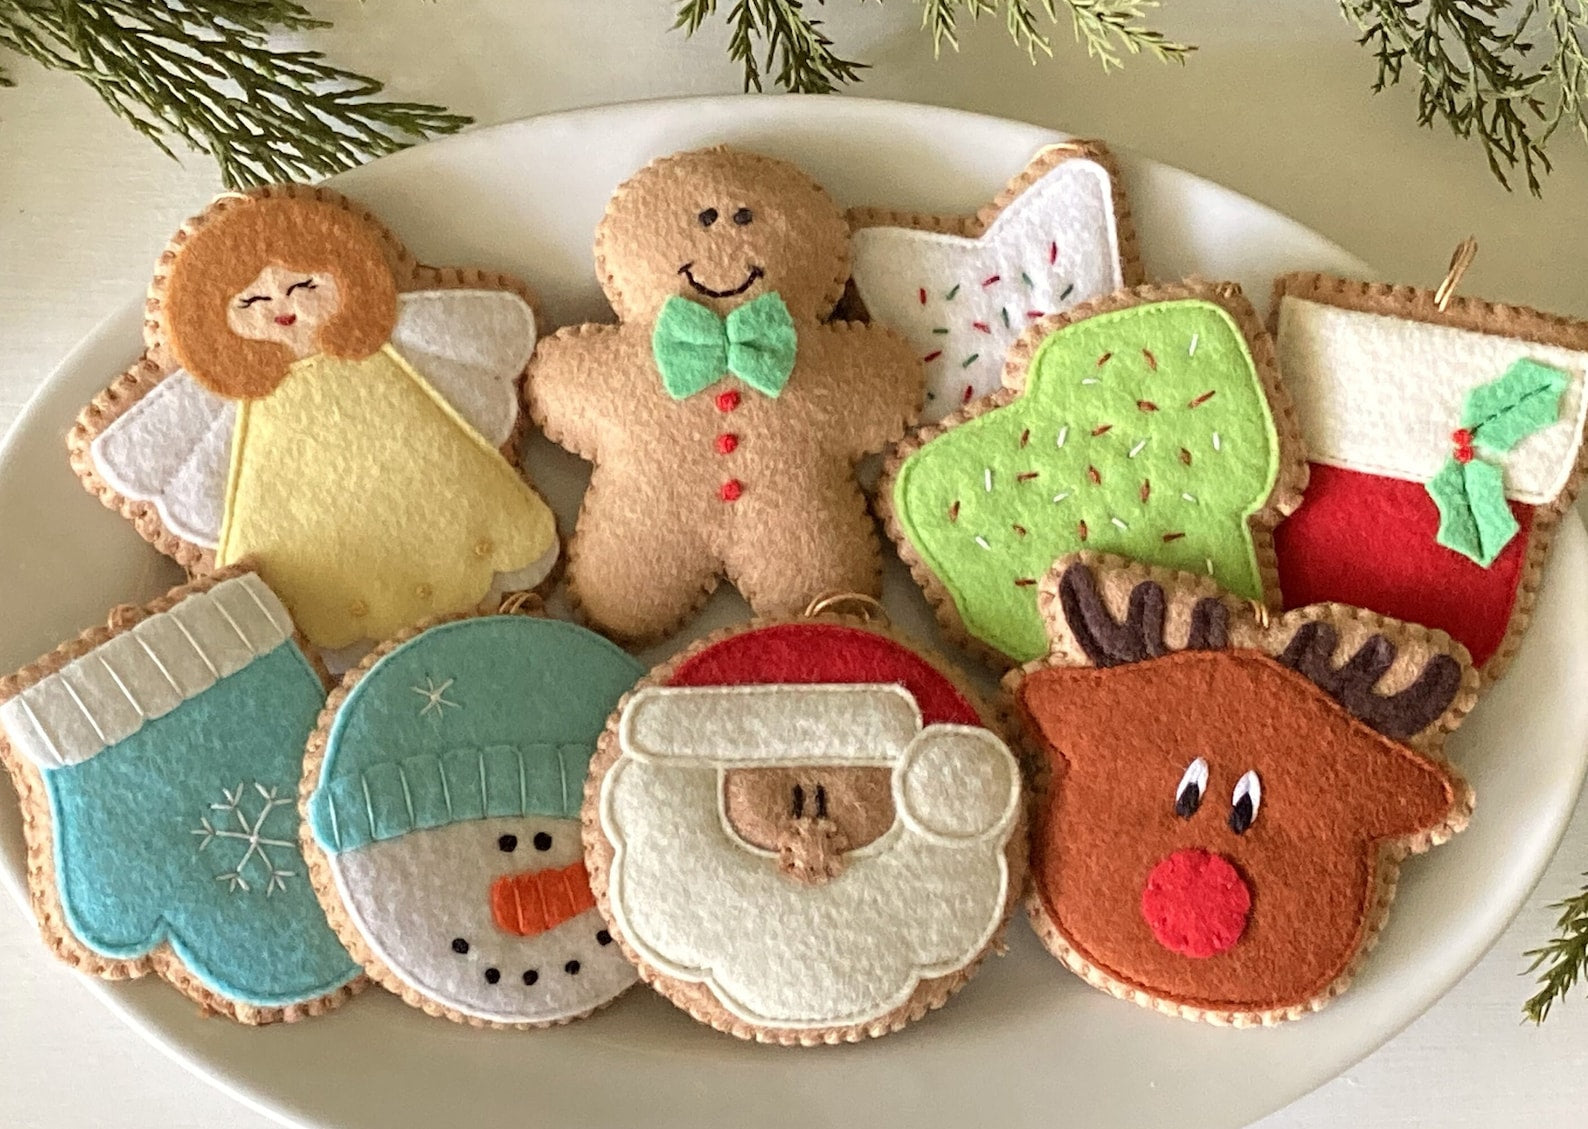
[302,612,644,1028]
[583,609,1026,1044]
[0,570,361,1023]
[526,146,923,643]
[848,141,1141,422]
[71,185,559,651]
[1010,554,1476,1025]
[1271,256,1588,683]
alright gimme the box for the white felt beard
[327,815,635,1024]
[1276,296,1588,501]
[850,157,1125,423]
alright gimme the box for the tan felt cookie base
[0,566,364,1025]
[1269,271,1588,688]
[1003,552,1476,1026]
[878,279,1310,672]
[297,600,634,1031]
[580,613,1030,1045]
[68,183,543,579]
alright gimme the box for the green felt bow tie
[651,292,798,400]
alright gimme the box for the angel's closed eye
[237,295,270,308]
[285,278,317,295]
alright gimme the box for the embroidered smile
[679,263,764,299]
[274,314,298,326]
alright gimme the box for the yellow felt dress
[215,345,556,647]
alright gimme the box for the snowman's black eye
[698,208,719,227]
[497,834,518,852]
[596,929,612,946]
[565,960,581,975]
[1175,757,1208,819]
[533,831,553,851]
[484,967,501,984]
[451,937,469,954]
[522,969,539,985]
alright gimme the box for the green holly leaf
[1430,457,1519,567]
[1464,358,1570,454]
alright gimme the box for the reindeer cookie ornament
[584,613,1026,1043]
[526,147,923,643]
[1009,554,1476,1025]
[72,187,558,650]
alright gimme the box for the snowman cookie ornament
[302,613,644,1027]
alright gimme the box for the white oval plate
[2,96,1586,1129]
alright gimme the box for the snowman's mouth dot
[451,937,469,954]
[484,967,501,984]
[523,969,539,985]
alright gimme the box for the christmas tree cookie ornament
[1271,263,1588,682]
[849,141,1142,422]
[526,146,923,643]
[881,281,1308,665]
[0,570,362,1023]
[583,607,1026,1044]
[1010,554,1476,1025]
[302,612,644,1028]
[72,185,559,651]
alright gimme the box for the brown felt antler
[1274,622,1464,740]
[1058,565,1228,667]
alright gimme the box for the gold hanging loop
[802,591,889,624]
[1249,599,1272,630]
[1433,237,1479,312]
[496,590,541,617]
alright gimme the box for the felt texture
[328,817,635,1025]
[306,614,643,1027]
[849,147,1128,422]
[216,345,556,648]
[527,146,922,643]
[1008,554,1475,1025]
[1275,295,1588,504]
[490,860,598,936]
[891,293,1287,662]
[1428,458,1521,566]
[652,292,798,399]
[583,617,1026,1043]
[1275,463,1531,668]
[0,574,291,769]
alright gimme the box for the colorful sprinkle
[1128,439,1149,458]
[1162,531,1186,543]
[1111,517,1129,531]
[1206,558,1215,576]
[924,350,942,363]
[1021,271,1034,287]
[1001,307,1012,328]
[1048,241,1058,265]
[1189,333,1199,356]
[1056,426,1069,448]
[974,535,992,550]
[1016,471,1040,482]
[983,468,993,493]
[1182,492,1198,502]
[1012,523,1028,537]
[1179,447,1192,466]
[962,354,980,368]
[962,384,975,404]
[1091,424,1113,437]
[1212,431,1223,451]
[932,326,949,335]
[1060,282,1075,300]
[1027,309,1045,319]
[1019,429,1031,448]
[982,274,1001,287]
[1014,577,1038,587]
[1142,349,1158,372]
[949,501,960,522]
[1080,378,1099,386]
[1139,480,1151,503]
[1137,400,1159,413]
[918,287,927,306]
[972,321,992,334]
[1188,390,1217,409]
[1096,352,1113,368]
[1052,490,1071,504]
[1087,465,1102,485]
[946,284,961,300]
[1078,520,1089,541]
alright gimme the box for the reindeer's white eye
[1229,770,1262,835]
[1175,757,1209,819]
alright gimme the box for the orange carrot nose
[490,861,597,937]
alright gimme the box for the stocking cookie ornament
[526,146,923,643]
[72,185,559,650]
[1010,554,1476,1024]
[583,612,1026,1044]
[302,612,644,1028]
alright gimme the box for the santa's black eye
[1229,770,1262,835]
[285,277,316,295]
[497,834,518,852]
[484,967,501,984]
[733,207,753,225]
[1175,757,1208,819]
[237,295,269,307]
[533,831,553,851]
[451,937,469,954]
[698,208,719,227]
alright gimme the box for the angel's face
[227,264,342,358]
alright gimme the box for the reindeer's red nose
[1140,849,1251,958]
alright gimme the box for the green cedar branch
[1524,872,1588,1023]
[0,0,471,188]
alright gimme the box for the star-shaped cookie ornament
[849,141,1142,423]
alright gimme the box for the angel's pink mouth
[274,314,298,327]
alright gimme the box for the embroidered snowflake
[192,783,297,895]
[411,676,459,719]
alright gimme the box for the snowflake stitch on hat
[880,280,1308,665]
[1271,272,1588,681]
[302,613,644,1028]
[526,146,923,643]
[849,140,1141,422]
[0,570,361,1024]
[583,617,1027,1044]
[1008,553,1476,1025]
[71,185,559,651]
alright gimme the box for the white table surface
[2,2,1587,1126]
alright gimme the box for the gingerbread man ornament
[527,147,924,642]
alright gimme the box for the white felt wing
[89,370,235,549]
[390,289,536,448]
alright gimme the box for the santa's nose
[1140,849,1251,958]
[490,861,596,937]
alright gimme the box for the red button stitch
[716,390,741,412]
[720,479,744,502]
[715,433,739,455]
[1451,428,1475,464]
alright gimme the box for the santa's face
[600,684,1020,1029]
[328,815,635,1023]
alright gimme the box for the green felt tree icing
[894,299,1281,661]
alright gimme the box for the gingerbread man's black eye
[698,208,719,227]
[733,207,754,225]
[497,834,518,852]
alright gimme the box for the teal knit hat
[308,617,643,854]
